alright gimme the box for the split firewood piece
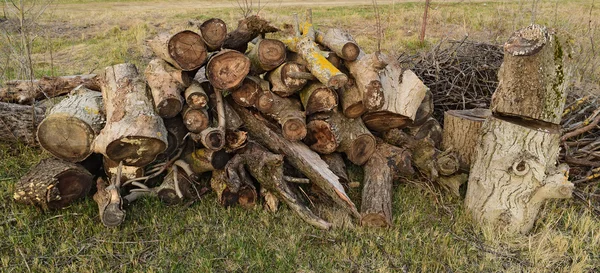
[247,38,286,74]
[305,111,376,165]
[0,102,45,145]
[222,15,279,53]
[206,49,251,90]
[194,87,226,151]
[345,51,386,111]
[199,18,227,51]
[93,63,168,167]
[145,58,190,118]
[180,148,231,174]
[37,87,105,162]
[340,77,366,118]
[412,89,434,127]
[0,74,100,104]
[184,82,209,109]
[267,62,309,97]
[13,158,93,210]
[294,37,348,89]
[362,60,427,132]
[299,82,338,115]
[465,116,572,234]
[182,105,210,133]
[259,90,307,141]
[233,104,360,218]
[442,109,491,171]
[148,30,207,71]
[320,153,349,185]
[239,142,331,229]
[94,169,125,227]
[103,157,144,182]
[315,28,360,61]
[491,24,570,125]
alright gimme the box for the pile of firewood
[3,12,466,229]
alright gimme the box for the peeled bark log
[465,116,573,234]
[267,62,309,97]
[37,87,105,162]
[233,104,360,218]
[148,31,207,71]
[345,51,386,111]
[299,82,338,115]
[93,63,168,167]
[315,28,360,61]
[180,148,231,174]
[247,38,286,74]
[222,15,279,53]
[340,77,366,118]
[0,74,100,104]
[491,25,569,125]
[182,105,210,133]
[442,109,491,170]
[145,58,190,118]
[0,102,44,145]
[13,158,93,210]
[362,63,427,132]
[199,18,227,51]
[305,111,375,165]
[259,90,307,141]
[184,81,209,109]
[206,49,251,90]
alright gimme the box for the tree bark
[442,108,491,170]
[0,102,44,145]
[344,51,386,111]
[37,87,105,162]
[93,63,168,167]
[14,158,93,210]
[291,36,348,89]
[408,117,443,147]
[491,25,570,125]
[315,28,360,61]
[93,176,125,227]
[232,104,360,218]
[361,149,393,228]
[362,62,427,132]
[222,15,279,53]
[299,82,338,115]
[340,77,366,118]
[199,18,227,51]
[266,62,309,97]
[0,74,99,104]
[145,58,190,118]
[465,116,573,234]
[148,31,207,71]
[206,49,251,90]
[247,38,286,74]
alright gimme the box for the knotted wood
[267,62,309,97]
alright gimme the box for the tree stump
[93,63,168,167]
[145,58,190,118]
[442,109,490,170]
[148,31,207,71]
[14,158,93,210]
[37,87,105,162]
[0,102,45,145]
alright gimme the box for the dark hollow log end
[157,189,182,205]
[184,110,210,133]
[47,170,93,209]
[169,30,208,71]
[504,24,549,56]
[341,43,360,61]
[106,137,166,167]
[157,97,183,118]
[363,81,384,111]
[220,188,239,207]
[347,134,376,166]
[37,117,95,162]
[282,119,307,141]
[225,130,248,151]
[238,187,257,209]
[102,203,126,227]
[328,74,349,90]
[207,51,251,90]
[362,112,411,132]
[187,93,208,109]
[305,120,337,154]
[211,149,232,170]
[200,18,227,49]
[231,78,260,107]
[360,213,391,228]
[204,129,226,151]
[305,88,338,115]
[258,39,286,70]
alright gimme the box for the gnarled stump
[14,158,93,210]
[442,109,490,170]
[148,31,207,71]
[0,102,45,145]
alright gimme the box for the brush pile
[2,12,463,229]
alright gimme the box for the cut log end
[362,112,412,132]
[200,18,227,51]
[305,120,337,154]
[504,24,549,56]
[346,134,376,165]
[156,97,183,118]
[256,92,274,112]
[183,108,210,133]
[283,119,307,141]
[231,77,260,107]
[50,170,93,209]
[342,43,360,61]
[343,103,366,119]
[360,213,390,228]
[169,30,208,70]
[196,128,226,151]
[37,116,95,162]
[328,74,349,90]
[257,39,286,71]
[304,86,338,115]
[105,137,166,166]
[207,50,251,90]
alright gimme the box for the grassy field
[1,0,600,272]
